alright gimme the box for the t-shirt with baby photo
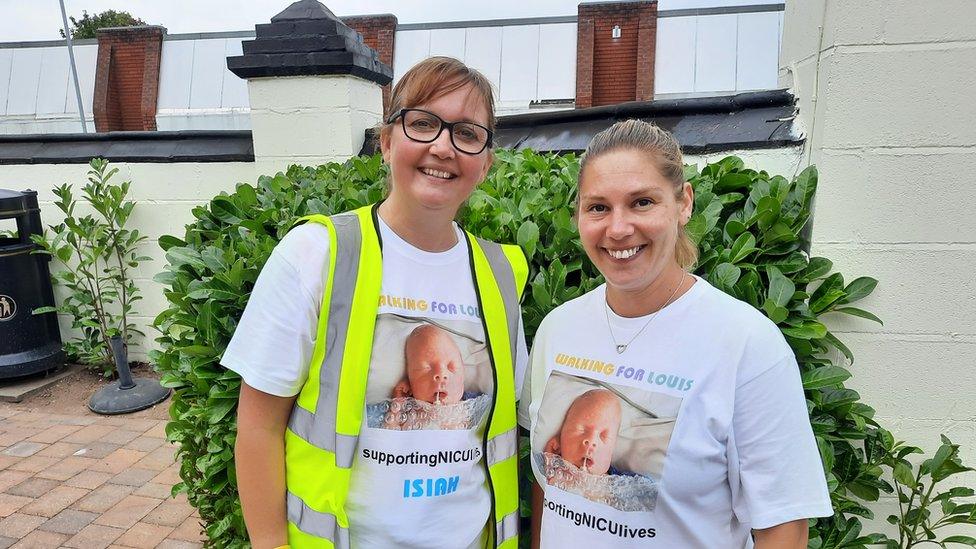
[518,279,832,548]
[222,217,528,549]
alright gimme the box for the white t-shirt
[223,216,528,549]
[518,278,832,548]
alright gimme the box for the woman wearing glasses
[224,57,528,549]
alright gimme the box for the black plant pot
[88,335,170,415]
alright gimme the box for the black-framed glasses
[387,108,493,155]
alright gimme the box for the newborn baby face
[404,324,466,405]
[555,390,622,475]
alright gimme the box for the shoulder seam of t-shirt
[735,353,796,389]
[276,224,330,305]
[271,246,321,308]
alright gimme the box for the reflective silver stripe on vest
[287,491,350,548]
[473,237,520,370]
[288,211,362,469]
[486,427,518,466]
[496,509,519,544]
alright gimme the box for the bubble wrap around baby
[539,452,658,512]
[367,394,491,430]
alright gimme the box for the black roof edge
[0,130,252,144]
[496,89,795,128]
[0,130,254,165]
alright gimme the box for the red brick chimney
[93,26,166,132]
[342,14,397,116]
[576,1,657,108]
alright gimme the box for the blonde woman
[520,120,832,548]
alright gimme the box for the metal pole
[59,0,88,133]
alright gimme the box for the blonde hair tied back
[579,119,699,270]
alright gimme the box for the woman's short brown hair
[579,119,699,270]
[380,56,496,140]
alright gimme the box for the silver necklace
[604,273,686,354]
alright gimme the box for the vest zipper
[465,234,499,549]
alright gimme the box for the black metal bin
[0,189,65,379]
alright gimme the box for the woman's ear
[379,127,392,165]
[478,148,494,182]
[679,181,694,225]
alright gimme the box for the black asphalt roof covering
[0,90,798,165]
[363,89,800,156]
[0,131,254,165]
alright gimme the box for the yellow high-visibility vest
[283,204,527,548]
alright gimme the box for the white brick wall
[0,162,258,361]
[247,75,384,173]
[780,0,976,535]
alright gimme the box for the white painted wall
[0,162,259,361]
[779,0,976,534]
[247,75,384,174]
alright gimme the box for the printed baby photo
[364,314,493,431]
[532,371,682,512]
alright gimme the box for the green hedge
[154,149,902,547]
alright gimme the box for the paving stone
[70,442,120,459]
[0,494,32,518]
[0,512,46,538]
[143,498,194,527]
[36,441,84,458]
[156,541,204,549]
[137,445,177,471]
[65,470,113,490]
[1,441,45,458]
[19,485,89,517]
[0,428,31,447]
[8,529,68,548]
[143,422,167,439]
[149,465,182,486]
[28,424,83,444]
[120,419,163,434]
[7,455,57,474]
[99,429,141,446]
[0,456,17,472]
[0,536,13,549]
[126,436,165,453]
[89,448,147,474]
[133,482,174,499]
[63,523,124,549]
[52,416,96,426]
[6,477,59,498]
[113,521,174,548]
[0,471,29,492]
[94,494,162,529]
[71,483,135,514]
[62,425,115,445]
[35,456,99,481]
[37,508,98,535]
[108,467,158,487]
[168,515,206,542]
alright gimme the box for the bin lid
[0,189,37,215]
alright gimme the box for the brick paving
[0,408,205,548]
